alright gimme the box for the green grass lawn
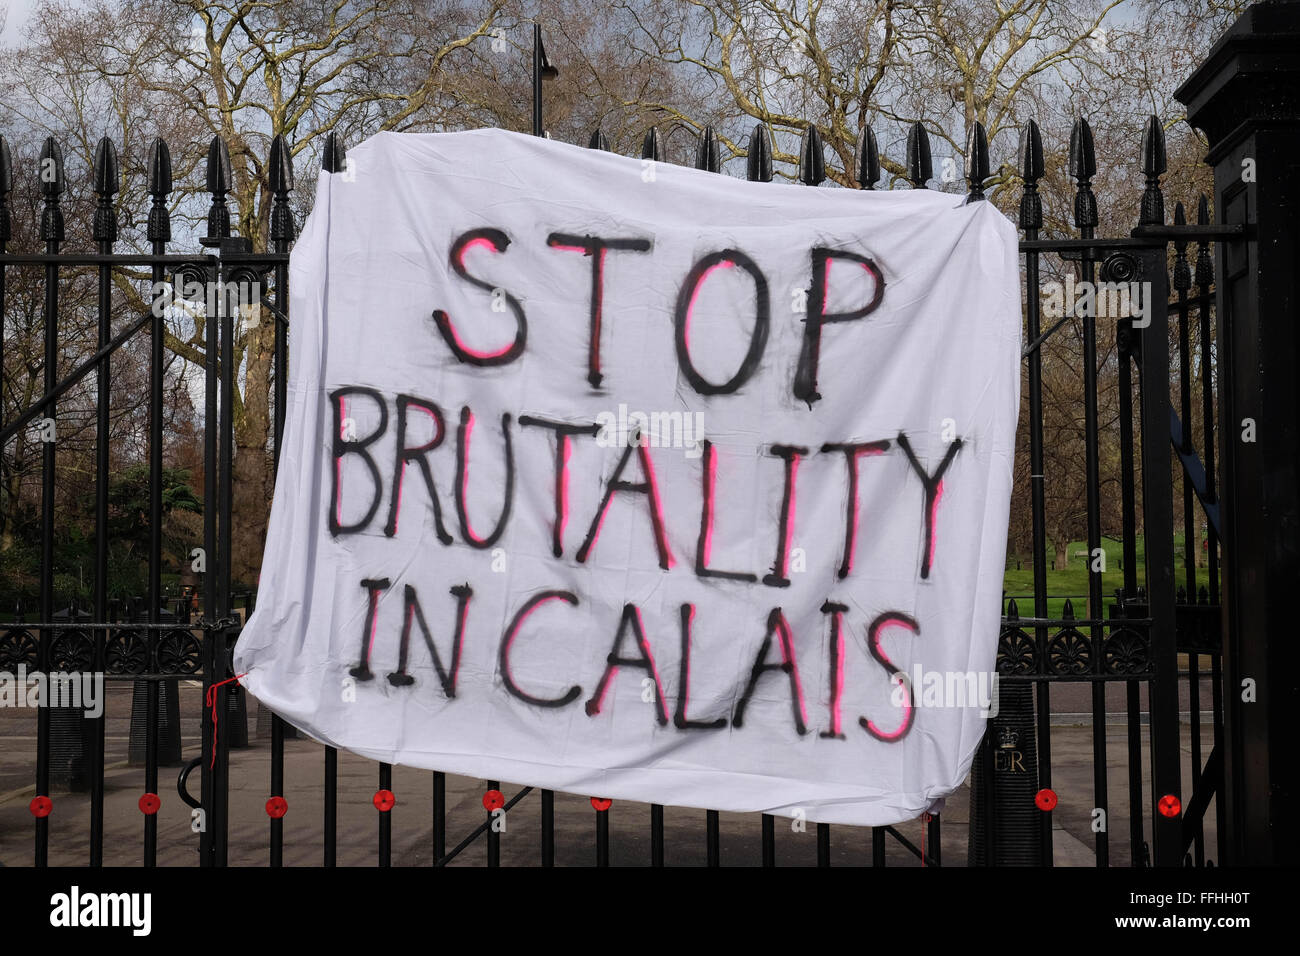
[1002,535,1213,618]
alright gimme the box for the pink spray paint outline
[773,612,809,730]
[587,605,668,723]
[864,614,918,741]
[777,452,802,576]
[334,396,347,527]
[842,444,889,576]
[825,606,846,737]
[926,479,944,575]
[548,241,608,383]
[636,443,675,569]
[556,434,572,553]
[501,592,575,673]
[583,443,674,569]
[440,236,516,361]
[682,258,736,360]
[390,403,443,536]
[701,444,719,566]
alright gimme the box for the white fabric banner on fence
[235,128,1021,826]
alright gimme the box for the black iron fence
[0,101,1238,867]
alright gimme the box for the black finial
[268,134,294,194]
[322,131,347,173]
[746,124,772,182]
[147,138,172,245]
[0,135,10,196]
[1140,115,1166,226]
[695,125,721,173]
[204,136,232,240]
[148,137,172,196]
[587,129,610,151]
[798,125,825,185]
[906,121,932,188]
[1068,117,1096,181]
[1018,120,1044,232]
[206,135,232,195]
[641,127,663,163]
[1006,597,1020,620]
[964,121,989,202]
[855,125,880,189]
[92,137,119,244]
[269,134,295,244]
[1195,195,1214,288]
[0,135,12,245]
[92,137,119,197]
[1173,202,1191,293]
[38,137,64,242]
[1069,117,1097,230]
[39,136,65,197]
[1062,597,1076,620]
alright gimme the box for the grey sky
[1,0,37,42]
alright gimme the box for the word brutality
[329,227,967,743]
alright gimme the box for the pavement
[0,680,1218,867]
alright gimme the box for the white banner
[235,128,1021,826]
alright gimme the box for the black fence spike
[1018,120,1044,232]
[92,136,119,197]
[92,137,119,244]
[964,121,989,202]
[1069,117,1098,230]
[798,125,825,185]
[0,135,11,245]
[39,136,65,197]
[587,129,610,152]
[38,137,64,243]
[1006,597,1020,620]
[269,134,296,244]
[0,135,11,195]
[1140,115,1166,226]
[204,135,233,241]
[1019,118,1045,182]
[695,125,721,173]
[268,133,294,194]
[906,121,932,188]
[1195,194,1214,287]
[855,125,880,189]
[1142,114,1167,177]
[1068,116,1097,181]
[322,130,347,173]
[205,135,232,196]
[746,124,772,182]
[147,138,172,245]
[148,137,172,196]
[641,127,663,163]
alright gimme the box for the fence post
[1176,0,1300,864]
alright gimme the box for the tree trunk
[1054,537,1070,571]
[230,305,276,590]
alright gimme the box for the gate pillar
[1176,0,1300,864]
